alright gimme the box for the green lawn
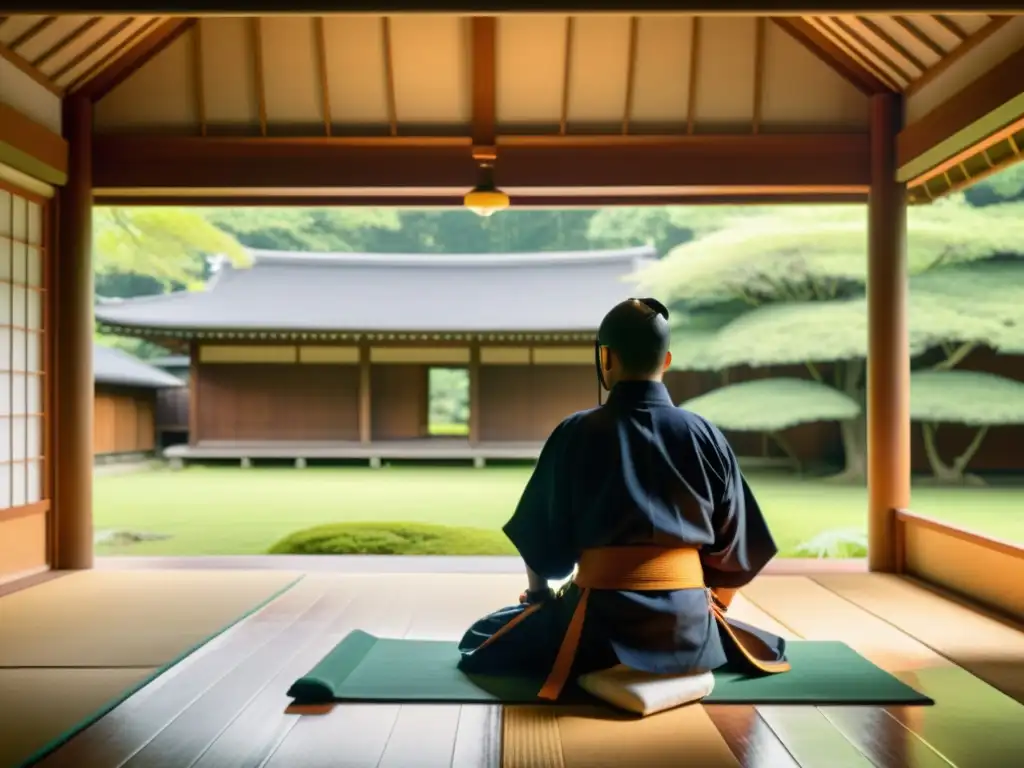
[93,466,1024,557]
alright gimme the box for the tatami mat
[0,570,302,667]
[0,667,156,768]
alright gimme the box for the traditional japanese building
[92,343,183,460]
[93,246,723,464]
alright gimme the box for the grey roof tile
[94,343,185,389]
[94,247,655,333]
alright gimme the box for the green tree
[587,205,780,254]
[94,207,248,289]
[94,332,170,361]
[649,197,1024,480]
[203,207,401,252]
[910,370,1024,484]
[681,378,860,471]
[967,162,1024,204]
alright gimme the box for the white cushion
[576,665,715,717]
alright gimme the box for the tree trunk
[769,431,803,474]
[922,422,989,485]
[828,360,866,483]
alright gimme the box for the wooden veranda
[1,2,1024,766]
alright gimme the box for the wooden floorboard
[814,573,1024,706]
[31,571,1024,768]
[188,577,409,768]
[726,595,948,768]
[702,707,801,767]
[0,570,65,598]
[263,573,508,768]
[35,577,327,768]
[120,576,357,767]
[744,575,1024,767]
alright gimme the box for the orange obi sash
[536,546,790,701]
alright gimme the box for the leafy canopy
[632,197,1024,307]
[94,207,249,289]
[681,378,861,432]
[910,370,1024,425]
[203,207,400,253]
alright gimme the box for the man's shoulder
[665,407,734,454]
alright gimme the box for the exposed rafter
[73,17,195,101]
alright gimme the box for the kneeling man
[458,298,790,701]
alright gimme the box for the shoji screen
[0,180,50,577]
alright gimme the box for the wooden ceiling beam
[91,133,871,192]
[772,17,891,96]
[72,17,195,102]
[898,43,1024,181]
[9,2,1024,13]
[470,16,497,154]
[95,191,870,207]
[0,101,68,185]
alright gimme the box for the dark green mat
[288,630,933,706]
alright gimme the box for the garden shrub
[268,521,516,556]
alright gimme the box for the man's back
[503,378,779,674]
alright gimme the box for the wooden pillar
[54,95,94,570]
[358,342,371,443]
[469,343,481,444]
[867,92,910,574]
[188,340,199,445]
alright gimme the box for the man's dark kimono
[457,380,787,693]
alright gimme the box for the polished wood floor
[16,570,1024,768]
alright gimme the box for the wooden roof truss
[1,11,1021,204]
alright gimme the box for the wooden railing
[895,509,1024,624]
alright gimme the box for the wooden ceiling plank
[8,17,57,51]
[808,16,903,90]
[470,16,497,150]
[752,16,766,134]
[855,16,925,72]
[73,17,194,101]
[933,14,968,42]
[559,17,575,136]
[50,16,134,82]
[686,16,702,134]
[904,15,1012,97]
[892,16,946,58]
[381,17,398,136]
[33,16,103,69]
[830,16,912,84]
[313,17,332,137]
[772,17,890,96]
[621,16,639,135]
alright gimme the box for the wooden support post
[867,92,910,574]
[469,343,481,445]
[359,342,371,444]
[54,95,94,570]
[188,340,199,445]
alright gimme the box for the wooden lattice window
[0,182,49,511]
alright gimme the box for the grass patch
[93,465,1024,557]
[268,522,515,556]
